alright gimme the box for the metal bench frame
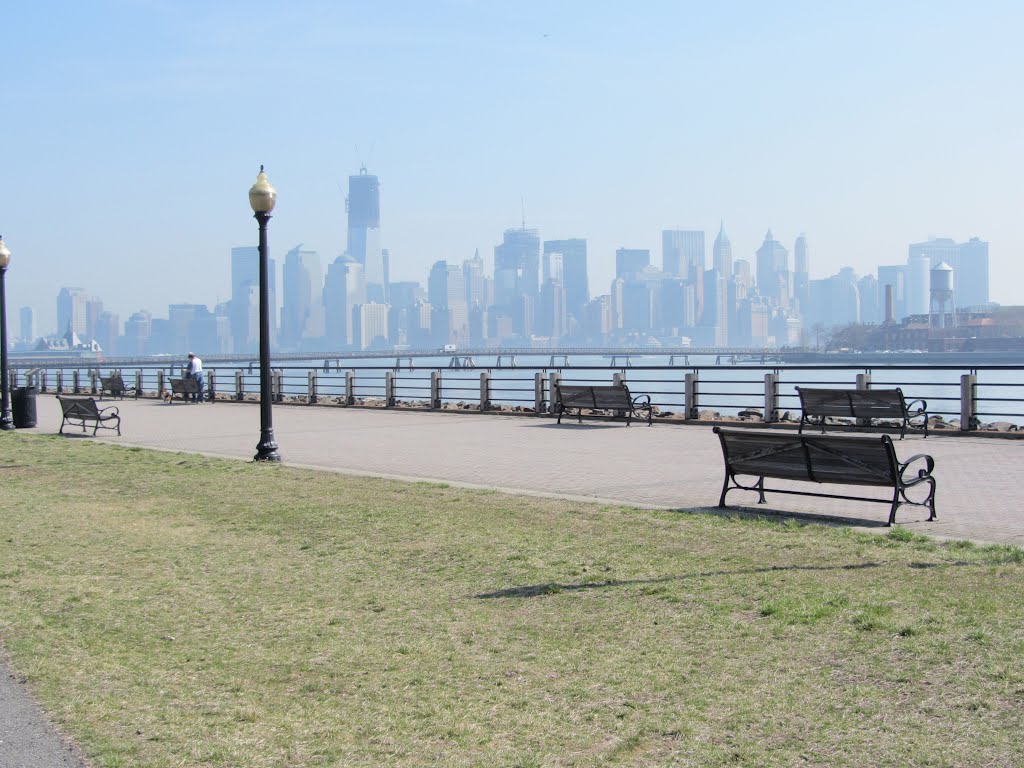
[58,395,122,436]
[713,427,936,526]
[99,374,136,400]
[796,386,928,439]
[554,383,653,426]
[168,377,202,402]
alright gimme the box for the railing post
[206,370,215,402]
[158,370,166,397]
[56,371,64,394]
[430,370,441,409]
[385,371,396,407]
[549,372,561,414]
[73,370,81,394]
[90,371,99,395]
[961,373,977,431]
[135,370,142,398]
[480,371,491,411]
[764,373,778,423]
[308,370,317,404]
[855,373,872,426]
[684,372,698,420]
[272,370,283,402]
[40,370,48,393]
[345,370,355,405]
[534,372,545,414]
[234,370,244,401]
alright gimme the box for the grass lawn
[1,433,1023,767]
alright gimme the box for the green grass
[1,433,1023,767]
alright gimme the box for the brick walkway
[31,394,1024,545]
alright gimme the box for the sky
[2,0,1022,335]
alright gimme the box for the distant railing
[8,361,1024,432]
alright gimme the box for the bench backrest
[556,383,632,410]
[170,377,199,393]
[101,375,125,391]
[714,427,898,487]
[796,387,907,419]
[59,396,101,419]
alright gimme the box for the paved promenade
[27,394,1024,545]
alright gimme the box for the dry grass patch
[0,433,1023,767]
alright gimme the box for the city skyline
[2,2,1022,332]
[31,226,990,355]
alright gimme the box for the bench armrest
[905,399,927,415]
[631,393,651,408]
[898,453,934,480]
[98,405,120,418]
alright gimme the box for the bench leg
[888,488,900,526]
[924,476,936,521]
[717,472,731,507]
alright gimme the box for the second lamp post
[0,237,12,431]
[249,167,281,462]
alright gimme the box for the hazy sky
[2,1,1022,334]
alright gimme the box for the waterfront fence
[8,362,1022,432]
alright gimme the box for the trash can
[12,386,37,428]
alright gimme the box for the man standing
[187,352,204,403]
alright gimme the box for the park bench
[713,427,936,526]
[796,386,928,439]
[99,373,136,400]
[168,377,201,403]
[57,395,122,436]
[554,382,653,426]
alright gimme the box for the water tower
[929,261,955,328]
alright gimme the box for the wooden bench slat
[57,396,122,436]
[554,383,652,426]
[796,387,928,439]
[714,427,936,526]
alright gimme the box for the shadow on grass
[477,561,883,599]
[686,504,897,529]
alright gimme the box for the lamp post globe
[249,168,281,461]
[0,237,13,431]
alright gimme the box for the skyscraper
[906,252,931,316]
[543,238,588,329]
[793,233,810,312]
[231,246,277,352]
[493,227,540,333]
[347,167,384,301]
[56,287,88,336]
[755,230,790,306]
[19,306,34,343]
[955,237,989,308]
[463,249,487,309]
[428,260,468,344]
[615,248,650,279]
[712,222,732,278]
[280,244,323,349]
[662,230,705,277]
[323,254,365,348]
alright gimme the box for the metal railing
[9,361,1024,431]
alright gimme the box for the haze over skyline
[2,1,1021,334]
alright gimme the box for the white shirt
[189,356,203,373]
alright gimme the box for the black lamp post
[248,167,281,461]
[0,237,12,431]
